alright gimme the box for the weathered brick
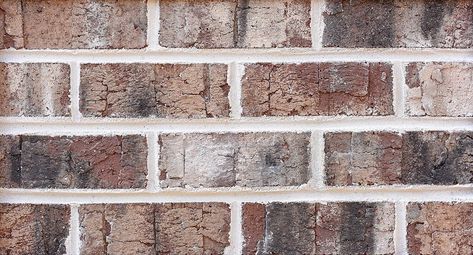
[159,132,310,188]
[0,204,70,255]
[80,64,230,118]
[79,203,230,255]
[2,0,147,49]
[242,62,393,116]
[0,135,147,189]
[323,0,473,48]
[159,0,311,48]
[325,131,473,186]
[0,63,70,117]
[407,202,473,254]
[405,62,473,117]
[242,202,395,254]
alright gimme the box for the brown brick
[0,63,70,117]
[159,132,310,188]
[242,202,395,254]
[0,135,147,189]
[79,203,230,255]
[4,0,146,49]
[407,202,473,254]
[325,131,473,186]
[405,62,473,117]
[323,0,473,48]
[242,62,393,116]
[159,0,311,48]
[0,204,70,255]
[80,64,230,118]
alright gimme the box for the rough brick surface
[405,62,473,117]
[323,0,473,48]
[79,203,230,255]
[325,131,473,186]
[0,1,24,49]
[159,0,311,48]
[80,64,230,118]
[242,63,393,116]
[0,63,70,117]
[0,135,147,189]
[159,132,310,188]
[407,202,473,255]
[242,202,395,254]
[0,204,70,255]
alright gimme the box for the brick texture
[323,0,473,48]
[407,202,473,254]
[79,203,230,255]
[325,131,473,186]
[159,132,310,188]
[242,62,393,116]
[243,202,395,254]
[1,0,147,49]
[159,0,311,48]
[0,63,70,117]
[0,204,70,255]
[80,64,230,118]
[405,62,473,117]
[0,135,148,189]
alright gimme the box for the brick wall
[0,0,472,254]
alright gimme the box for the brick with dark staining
[323,0,473,48]
[405,62,473,117]
[242,62,393,116]
[79,203,231,255]
[407,202,473,254]
[159,0,311,48]
[80,64,230,118]
[0,63,70,117]
[158,132,310,188]
[0,135,148,189]
[242,202,395,255]
[0,1,23,49]
[0,204,70,255]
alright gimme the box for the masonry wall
[0,0,472,254]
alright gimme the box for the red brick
[0,204,70,254]
[242,63,393,116]
[159,0,311,48]
[80,64,230,118]
[0,63,70,117]
[0,1,23,49]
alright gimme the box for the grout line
[393,62,406,117]
[70,62,81,121]
[228,63,244,119]
[146,0,161,50]
[310,131,325,188]
[394,202,408,255]
[146,132,160,191]
[69,204,80,255]
[227,202,243,255]
[311,0,325,50]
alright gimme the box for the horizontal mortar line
[1,48,472,63]
[2,186,473,204]
[0,117,472,134]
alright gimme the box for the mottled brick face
[79,203,230,255]
[159,0,311,48]
[325,131,473,186]
[0,135,148,189]
[243,202,395,255]
[159,132,310,188]
[0,204,70,255]
[323,0,473,48]
[80,64,230,118]
[0,63,70,117]
[405,62,473,117]
[242,63,393,116]
[0,1,24,49]
[407,202,473,255]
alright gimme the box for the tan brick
[0,63,70,117]
[159,132,310,188]
[406,62,473,117]
[0,204,70,255]
[80,64,230,118]
[242,62,393,116]
[159,0,311,48]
